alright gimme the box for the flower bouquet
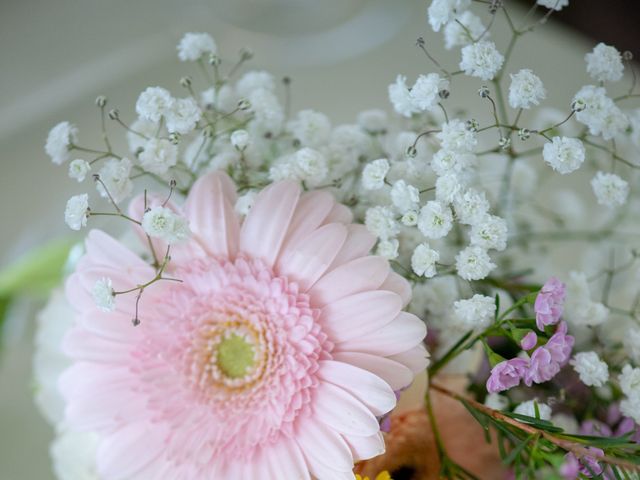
[15,0,640,478]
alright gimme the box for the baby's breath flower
[542,136,585,174]
[292,148,328,186]
[357,109,388,134]
[437,119,477,153]
[236,70,276,98]
[136,87,173,123]
[177,32,217,62]
[585,43,624,83]
[454,188,490,225]
[470,214,508,251]
[459,41,504,81]
[68,159,91,182]
[514,400,552,420]
[45,121,78,165]
[92,277,115,312]
[139,138,178,175]
[365,206,399,240]
[288,109,332,148]
[165,97,201,134]
[571,352,609,387]
[388,75,418,118]
[96,157,133,203]
[142,206,190,243]
[401,210,419,226]
[390,180,420,213]
[455,245,495,280]
[443,11,487,50]
[362,158,390,190]
[591,171,629,207]
[428,0,471,32]
[411,243,440,278]
[377,239,400,260]
[418,200,453,239]
[435,173,464,205]
[64,194,89,231]
[431,149,476,176]
[230,129,250,151]
[411,73,447,111]
[508,69,546,109]
[453,294,496,330]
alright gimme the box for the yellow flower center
[216,333,256,379]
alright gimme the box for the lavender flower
[560,447,604,479]
[534,277,566,330]
[486,358,529,393]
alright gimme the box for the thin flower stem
[88,211,141,225]
[582,139,640,169]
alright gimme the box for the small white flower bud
[230,129,250,151]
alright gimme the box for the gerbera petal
[280,190,335,253]
[309,256,389,307]
[240,180,301,266]
[277,223,347,290]
[336,312,427,356]
[343,432,385,461]
[96,422,166,479]
[320,291,402,342]
[331,352,413,391]
[388,343,430,374]
[184,171,240,259]
[62,327,132,363]
[323,203,353,224]
[265,437,311,480]
[318,360,396,416]
[330,224,376,268]
[84,230,152,275]
[380,271,412,308]
[295,417,354,472]
[314,381,380,437]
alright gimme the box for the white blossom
[623,328,640,364]
[362,158,390,190]
[288,109,332,148]
[45,121,78,165]
[401,210,419,226]
[428,0,471,32]
[571,352,609,387]
[142,206,190,243]
[92,277,115,312]
[165,97,201,134]
[96,157,133,203]
[537,0,568,10]
[68,159,91,182]
[411,73,447,111]
[456,245,495,280]
[454,188,490,225]
[127,118,157,153]
[230,129,250,151]
[470,214,508,251]
[564,271,609,327]
[411,243,440,278]
[573,85,628,140]
[236,70,276,98]
[357,109,388,133]
[585,43,624,82]
[365,206,399,240]
[443,11,487,50]
[542,136,585,174]
[551,414,580,434]
[514,400,552,420]
[139,138,178,175]
[177,32,217,61]
[453,294,496,330]
[64,194,89,231]
[390,180,420,213]
[508,69,546,109]
[435,173,464,205]
[377,239,400,260]
[135,87,173,123]
[437,119,477,153]
[591,171,629,207]
[248,88,285,135]
[418,201,453,239]
[431,148,476,176]
[619,365,640,424]
[459,41,504,81]
[389,75,418,118]
[235,191,257,216]
[484,393,508,411]
[292,147,328,186]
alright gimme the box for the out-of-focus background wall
[0,0,636,478]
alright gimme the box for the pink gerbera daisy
[60,172,428,479]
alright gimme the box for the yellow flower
[355,471,392,480]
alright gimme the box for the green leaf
[0,239,75,297]
[503,433,536,465]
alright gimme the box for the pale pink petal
[332,351,413,391]
[62,327,132,363]
[330,224,376,268]
[336,312,427,356]
[96,422,166,479]
[264,437,311,480]
[314,381,380,436]
[318,360,396,416]
[343,432,385,461]
[184,171,240,259]
[309,256,389,307]
[84,230,152,275]
[240,180,301,266]
[381,271,412,308]
[320,291,402,342]
[323,203,353,224]
[280,190,335,253]
[295,417,353,472]
[389,342,430,374]
[277,223,347,291]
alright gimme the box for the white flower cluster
[452,294,495,330]
[142,206,190,244]
[570,351,609,387]
[619,365,640,424]
[564,271,609,327]
[388,73,448,118]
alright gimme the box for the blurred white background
[0,0,596,477]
